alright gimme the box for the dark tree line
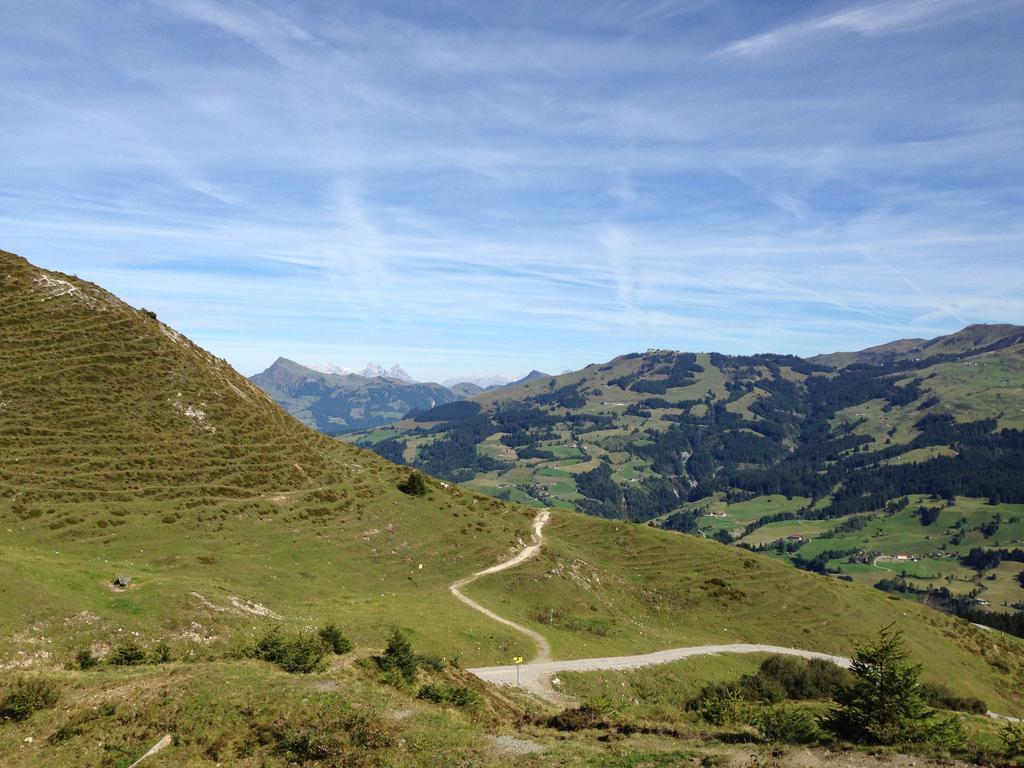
[875,578,1024,639]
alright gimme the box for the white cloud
[718,0,979,57]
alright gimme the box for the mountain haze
[251,357,461,434]
[314,362,415,382]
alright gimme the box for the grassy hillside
[0,249,540,667]
[3,250,1023,766]
[352,338,1024,520]
[467,511,1024,713]
[350,330,1024,615]
[812,325,1024,368]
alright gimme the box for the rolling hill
[2,249,1023,766]
[811,324,1024,368]
[352,328,1024,619]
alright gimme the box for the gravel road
[469,644,852,703]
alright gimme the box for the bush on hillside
[252,629,325,674]
[920,682,986,714]
[742,656,852,701]
[107,639,146,666]
[259,709,395,767]
[413,654,446,673]
[149,641,173,664]
[1002,721,1024,766]
[74,649,99,670]
[416,683,482,709]
[318,624,352,655]
[757,704,819,744]
[0,677,59,721]
[548,704,610,731]
[695,685,756,726]
[821,625,931,745]
[689,655,851,713]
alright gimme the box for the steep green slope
[0,252,351,502]
[250,357,462,434]
[0,249,537,667]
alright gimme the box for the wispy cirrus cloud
[717,0,989,57]
[0,0,1021,378]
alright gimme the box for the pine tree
[379,628,418,683]
[399,471,427,496]
[822,625,929,745]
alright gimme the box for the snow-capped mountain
[441,373,517,389]
[313,362,415,382]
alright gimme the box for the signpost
[512,655,524,686]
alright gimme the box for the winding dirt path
[450,509,552,663]
[453,510,1022,721]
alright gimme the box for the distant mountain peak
[312,362,415,382]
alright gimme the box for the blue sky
[2,0,1022,382]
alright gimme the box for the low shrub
[920,682,986,714]
[415,654,445,673]
[252,629,325,674]
[695,686,754,726]
[0,677,59,721]
[741,656,852,702]
[416,683,449,703]
[757,704,819,744]
[149,641,173,664]
[447,685,482,709]
[548,704,610,731]
[258,709,394,767]
[1002,721,1024,766]
[75,649,99,670]
[689,656,852,714]
[107,640,146,666]
[416,683,482,709]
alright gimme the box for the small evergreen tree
[378,628,418,683]
[318,623,352,654]
[107,640,146,666]
[821,625,929,745]
[75,649,98,670]
[251,629,324,673]
[149,641,173,664]
[399,471,427,496]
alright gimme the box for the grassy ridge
[0,250,540,667]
